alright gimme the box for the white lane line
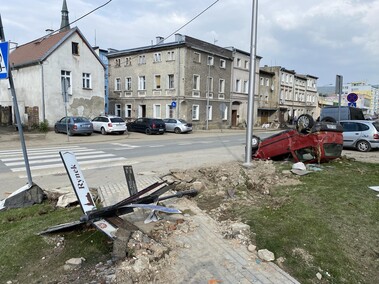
[0,147,92,158]
[2,150,105,162]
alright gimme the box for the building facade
[107,34,233,130]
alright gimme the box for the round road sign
[347,93,358,103]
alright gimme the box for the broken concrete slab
[0,183,45,210]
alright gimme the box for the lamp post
[244,0,258,166]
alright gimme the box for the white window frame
[115,103,121,117]
[61,70,72,96]
[221,106,228,120]
[125,57,132,66]
[192,104,199,120]
[154,74,161,89]
[193,74,200,90]
[207,56,214,66]
[236,58,241,67]
[154,52,162,62]
[168,74,174,89]
[125,77,132,91]
[235,79,241,92]
[167,51,175,61]
[115,77,121,91]
[82,73,91,89]
[219,79,225,94]
[115,58,121,67]
[153,104,161,118]
[207,105,213,121]
[125,104,132,118]
[193,52,201,63]
[243,80,248,94]
[220,59,226,69]
[138,76,146,90]
[138,55,146,65]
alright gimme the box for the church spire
[60,0,70,32]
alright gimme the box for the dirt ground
[34,149,378,283]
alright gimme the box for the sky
[2,0,379,86]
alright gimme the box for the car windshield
[295,147,316,162]
[110,117,125,123]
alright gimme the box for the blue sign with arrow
[0,41,9,79]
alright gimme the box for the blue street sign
[0,41,9,79]
[171,101,177,108]
[348,102,356,107]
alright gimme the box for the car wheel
[145,128,151,135]
[87,133,92,136]
[356,140,371,152]
[251,135,260,149]
[54,126,59,133]
[174,127,182,134]
[321,116,337,123]
[101,127,107,135]
[119,131,125,135]
[296,114,314,134]
[67,129,73,136]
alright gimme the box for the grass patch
[0,203,112,283]
[229,160,379,283]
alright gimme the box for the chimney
[175,33,184,42]
[156,36,164,45]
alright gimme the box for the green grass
[0,203,112,282]
[231,160,379,283]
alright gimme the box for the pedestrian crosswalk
[0,146,131,176]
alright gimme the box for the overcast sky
[2,0,379,86]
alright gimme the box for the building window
[125,57,132,66]
[138,55,146,65]
[168,74,174,89]
[154,75,161,89]
[115,104,121,117]
[244,60,249,69]
[138,76,146,90]
[193,75,200,90]
[220,59,226,69]
[72,42,79,55]
[82,73,91,89]
[193,52,201,63]
[219,79,225,94]
[235,79,241,92]
[125,104,132,118]
[125,77,132,91]
[207,105,213,121]
[115,77,121,91]
[192,105,199,120]
[207,77,213,93]
[245,81,250,93]
[153,104,161,118]
[265,78,270,87]
[167,51,175,61]
[260,77,264,86]
[221,105,228,120]
[115,58,121,67]
[154,53,162,62]
[236,58,241,67]
[61,70,71,96]
[207,56,214,66]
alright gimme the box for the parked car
[251,114,344,163]
[54,116,93,136]
[91,115,127,135]
[339,120,379,152]
[319,106,365,122]
[163,118,192,134]
[127,118,165,135]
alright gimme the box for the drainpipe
[40,62,46,122]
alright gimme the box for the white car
[91,115,127,135]
[339,120,379,152]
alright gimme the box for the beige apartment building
[107,34,233,130]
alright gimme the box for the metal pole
[244,0,258,166]
[206,57,211,130]
[0,15,33,187]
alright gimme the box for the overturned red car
[251,114,343,163]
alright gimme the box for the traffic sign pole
[0,15,33,188]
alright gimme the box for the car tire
[296,114,314,134]
[321,116,337,123]
[356,140,371,152]
[119,131,125,135]
[174,127,182,134]
[67,129,73,136]
[145,128,151,135]
[87,133,92,136]
[251,135,260,149]
[54,127,59,133]
[101,127,107,135]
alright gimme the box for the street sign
[0,41,9,79]
[347,93,358,103]
[348,102,356,107]
[171,101,177,108]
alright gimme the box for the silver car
[163,118,192,134]
[339,120,379,152]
